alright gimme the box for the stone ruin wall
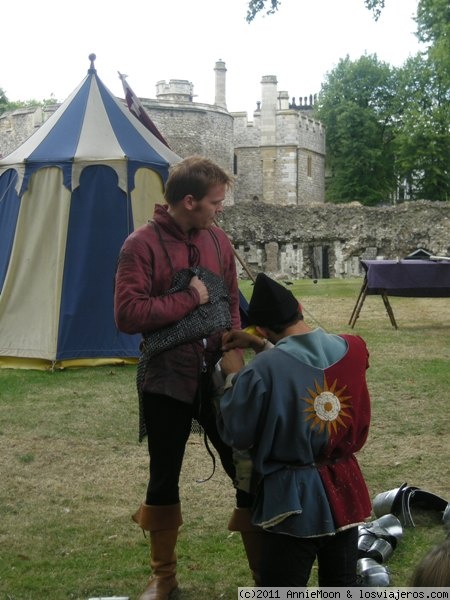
[2,91,448,280]
[217,200,450,280]
[0,106,58,158]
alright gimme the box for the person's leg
[198,378,261,583]
[144,393,193,505]
[132,503,182,600]
[261,530,318,586]
[133,394,192,600]
[196,379,237,482]
[228,507,264,585]
[197,380,254,503]
[317,526,359,587]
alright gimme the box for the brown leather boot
[228,507,263,586]
[132,503,183,600]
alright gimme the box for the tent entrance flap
[57,166,140,360]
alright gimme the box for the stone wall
[217,200,450,279]
[297,148,326,204]
[0,105,57,158]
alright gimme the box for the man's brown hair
[164,155,233,205]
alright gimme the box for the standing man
[114,156,252,600]
[218,273,372,587]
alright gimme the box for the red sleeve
[114,231,199,335]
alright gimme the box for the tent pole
[213,219,255,282]
[213,219,326,330]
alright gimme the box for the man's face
[189,183,226,229]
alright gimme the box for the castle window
[307,155,312,178]
[233,153,238,175]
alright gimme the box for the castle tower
[214,59,227,109]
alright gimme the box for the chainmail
[136,266,232,441]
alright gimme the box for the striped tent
[0,55,181,369]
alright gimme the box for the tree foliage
[0,88,8,115]
[246,0,279,22]
[416,0,450,46]
[246,0,385,22]
[312,0,449,203]
[315,47,449,203]
[0,89,59,116]
[393,54,450,201]
[393,0,449,201]
[315,55,398,205]
[417,0,450,93]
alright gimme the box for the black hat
[247,273,300,327]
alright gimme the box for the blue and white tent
[0,55,181,369]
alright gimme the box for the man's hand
[189,275,209,305]
[221,349,245,375]
[222,329,266,353]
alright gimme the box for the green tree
[394,54,450,201]
[0,90,59,116]
[416,0,450,48]
[0,88,9,115]
[315,55,398,205]
[416,0,450,92]
[246,0,385,22]
[391,0,450,200]
[246,0,450,202]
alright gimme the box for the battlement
[155,79,194,102]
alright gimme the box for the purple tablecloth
[362,260,450,297]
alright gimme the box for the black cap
[247,273,300,327]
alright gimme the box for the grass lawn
[0,278,449,599]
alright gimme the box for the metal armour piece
[373,484,449,529]
[368,514,403,545]
[372,483,409,518]
[443,504,450,530]
[357,557,391,586]
[367,538,395,563]
[136,266,232,441]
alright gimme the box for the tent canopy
[0,55,180,194]
[0,55,181,369]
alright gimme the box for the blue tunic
[217,328,372,537]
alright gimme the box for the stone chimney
[214,59,227,109]
[278,91,289,110]
[260,75,277,146]
[260,76,278,204]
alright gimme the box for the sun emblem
[302,377,352,435]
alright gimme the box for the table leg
[381,293,398,329]
[349,278,368,328]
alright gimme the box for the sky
[2,0,422,117]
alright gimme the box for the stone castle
[0,60,325,206]
[1,61,447,279]
[139,61,325,205]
